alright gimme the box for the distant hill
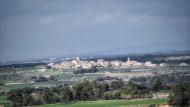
[81,42,190,56]
[1,41,190,66]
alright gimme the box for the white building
[145,61,157,67]
[159,63,167,67]
[122,57,142,66]
[111,60,121,67]
[180,63,188,66]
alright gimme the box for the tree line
[168,82,190,106]
[7,79,190,107]
[7,80,152,107]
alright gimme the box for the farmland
[0,96,10,107]
[34,98,168,107]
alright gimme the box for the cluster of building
[47,57,164,70]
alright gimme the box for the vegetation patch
[0,96,10,107]
[33,98,167,107]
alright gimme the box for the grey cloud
[0,0,190,61]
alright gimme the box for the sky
[0,0,190,61]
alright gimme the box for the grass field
[0,96,10,107]
[34,98,168,107]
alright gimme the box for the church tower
[127,57,130,62]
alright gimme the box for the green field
[34,98,168,107]
[0,96,10,107]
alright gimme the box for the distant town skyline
[0,0,190,61]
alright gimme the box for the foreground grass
[34,98,168,107]
[0,96,10,107]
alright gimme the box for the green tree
[152,78,163,91]
[43,91,59,104]
[168,83,190,107]
[59,86,73,103]
[110,80,124,90]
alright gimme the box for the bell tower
[127,57,130,62]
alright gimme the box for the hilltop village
[47,57,163,70]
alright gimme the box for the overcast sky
[0,0,190,61]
